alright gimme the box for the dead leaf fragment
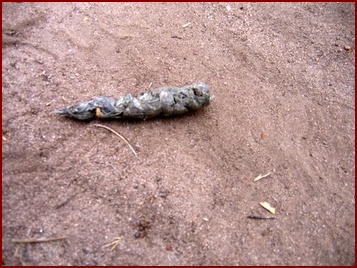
[260,201,276,214]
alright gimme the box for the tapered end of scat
[51,108,69,117]
[52,108,67,115]
[52,105,96,120]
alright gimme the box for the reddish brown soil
[2,2,355,265]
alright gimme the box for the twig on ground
[93,123,138,159]
[247,215,276,220]
[55,189,86,209]
[12,237,67,243]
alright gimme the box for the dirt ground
[2,2,355,266]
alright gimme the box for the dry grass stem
[254,172,271,182]
[103,237,122,251]
[93,123,138,158]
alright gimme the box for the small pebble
[260,132,269,141]
[344,45,351,51]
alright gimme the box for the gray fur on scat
[54,82,212,120]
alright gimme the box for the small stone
[260,132,269,141]
[344,45,351,51]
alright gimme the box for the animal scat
[54,82,212,120]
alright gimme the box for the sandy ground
[2,2,355,265]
